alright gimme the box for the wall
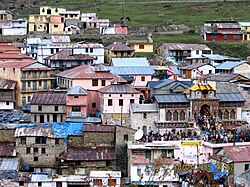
[234,63,250,74]
[132,43,153,53]
[206,33,243,42]
[0,128,15,142]
[191,65,215,78]
[73,47,104,64]
[133,75,151,88]
[66,95,88,118]
[2,27,27,35]
[0,101,14,110]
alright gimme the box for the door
[40,115,44,123]
[53,114,57,122]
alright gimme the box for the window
[72,106,81,112]
[6,101,9,105]
[33,147,38,153]
[211,35,217,40]
[19,181,24,186]
[50,48,54,54]
[47,115,49,122]
[27,96,31,102]
[90,48,93,53]
[173,110,178,121]
[233,35,241,39]
[137,168,141,176]
[166,111,172,121]
[92,79,98,86]
[26,147,30,154]
[34,156,38,162]
[38,182,42,186]
[13,68,15,73]
[230,110,236,119]
[34,114,37,122]
[74,96,79,98]
[42,8,45,12]
[55,138,60,145]
[54,25,58,28]
[143,113,147,119]
[28,81,31,87]
[39,81,42,86]
[35,137,47,144]
[85,48,88,53]
[120,94,122,97]
[119,99,123,106]
[101,80,106,86]
[162,149,174,158]
[55,106,58,111]
[60,114,63,122]
[124,134,128,141]
[55,8,58,12]
[224,35,227,40]
[245,164,249,171]
[196,50,199,55]
[209,70,212,74]
[180,110,186,120]
[38,106,42,111]
[41,148,46,154]
[146,150,151,159]
[92,103,96,108]
[108,99,113,106]
[21,137,26,144]
[141,76,145,81]
[130,99,134,104]
[139,45,144,49]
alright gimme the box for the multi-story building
[0,79,16,110]
[37,42,104,64]
[0,10,13,21]
[126,39,154,53]
[157,43,212,64]
[39,6,66,16]
[49,15,65,34]
[0,18,27,35]
[15,124,67,173]
[30,92,66,123]
[0,60,55,107]
[28,15,48,34]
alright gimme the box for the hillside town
[0,5,250,187]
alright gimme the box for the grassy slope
[14,0,250,58]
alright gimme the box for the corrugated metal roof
[107,66,154,75]
[0,53,31,60]
[202,54,241,61]
[205,73,248,82]
[154,94,189,103]
[0,44,20,51]
[0,158,19,171]
[179,63,213,70]
[58,147,116,161]
[216,61,245,70]
[216,22,241,29]
[83,124,115,132]
[0,60,35,68]
[147,79,191,89]
[223,146,250,162]
[67,86,88,95]
[217,92,245,102]
[98,84,140,94]
[0,79,16,89]
[0,143,15,157]
[51,35,71,43]
[90,171,121,178]
[161,43,211,51]
[45,49,94,60]
[56,65,116,79]
[31,174,52,182]
[105,42,134,52]
[112,57,149,66]
[30,92,66,105]
[15,124,61,138]
[130,103,157,113]
[239,22,250,27]
[21,62,53,71]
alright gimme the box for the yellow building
[105,42,135,64]
[40,6,66,16]
[58,10,81,20]
[0,60,55,107]
[28,15,48,33]
[126,40,154,53]
[49,15,65,34]
[239,22,250,41]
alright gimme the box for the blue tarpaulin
[208,162,226,180]
[51,122,83,142]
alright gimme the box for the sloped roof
[56,65,116,79]
[205,73,249,82]
[98,84,140,94]
[110,76,127,84]
[108,66,154,75]
[179,63,214,70]
[216,61,245,70]
[154,94,189,103]
[223,146,250,162]
[0,45,20,51]
[0,79,16,89]
[161,43,211,51]
[112,57,149,66]
[105,42,134,52]
[45,49,94,60]
[147,79,191,89]
[0,143,15,157]
[0,53,31,60]
[217,92,246,102]
[30,92,66,105]
[58,147,116,161]
[0,60,34,68]
[67,86,88,95]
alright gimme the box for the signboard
[181,141,201,146]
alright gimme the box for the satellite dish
[134,129,143,140]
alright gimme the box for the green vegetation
[13,0,250,58]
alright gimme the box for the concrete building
[30,92,66,123]
[49,15,65,34]
[0,79,16,110]
[89,171,121,187]
[0,10,13,21]
[0,18,27,35]
[0,61,55,107]
[126,39,154,53]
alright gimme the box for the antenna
[134,129,143,141]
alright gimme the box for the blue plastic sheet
[208,162,226,180]
[51,122,83,142]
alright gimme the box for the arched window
[230,110,236,119]
[166,111,172,121]
[224,110,229,119]
[180,110,185,121]
[218,110,222,119]
[173,111,178,121]
[42,8,45,12]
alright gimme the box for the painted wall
[66,95,88,118]
[206,33,243,42]
[0,101,14,110]
[130,43,154,53]
[190,65,215,79]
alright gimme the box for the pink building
[114,24,128,35]
[98,77,140,125]
[56,64,117,115]
[66,86,88,118]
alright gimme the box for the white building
[37,42,104,64]
[0,18,27,35]
[89,170,121,187]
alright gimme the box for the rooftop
[216,61,245,70]
[98,84,140,94]
[206,73,249,82]
[111,57,149,67]
[0,53,32,60]
[67,86,88,95]
[0,79,16,89]
[223,146,250,162]
[30,92,66,105]
[217,92,246,102]
[161,43,211,51]
[130,104,157,113]
[0,60,35,68]
[105,42,134,52]
[154,94,189,103]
